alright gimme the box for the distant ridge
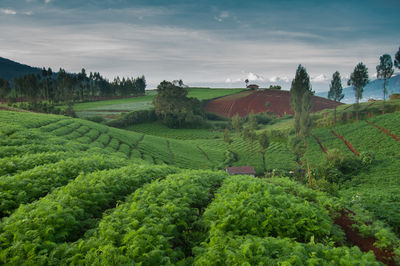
[317,74,400,104]
[0,57,41,81]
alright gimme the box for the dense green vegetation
[1,99,400,264]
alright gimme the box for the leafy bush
[106,109,157,128]
[84,116,106,123]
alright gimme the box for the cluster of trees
[152,80,204,128]
[0,67,146,105]
[326,46,400,123]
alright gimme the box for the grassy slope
[303,110,400,234]
[1,109,399,264]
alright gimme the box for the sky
[0,0,399,91]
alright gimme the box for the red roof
[226,166,256,175]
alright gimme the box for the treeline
[0,67,146,104]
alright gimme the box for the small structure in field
[226,166,256,176]
[247,84,259,89]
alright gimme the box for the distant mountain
[0,57,42,81]
[317,75,400,104]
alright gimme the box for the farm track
[89,130,102,144]
[77,127,91,139]
[40,120,74,132]
[166,141,176,164]
[197,145,211,162]
[365,120,400,141]
[334,210,396,266]
[115,140,122,152]
[34,119,64,129]
[331,130,360,157]
[133,135,145,159]
[311,134,327,154]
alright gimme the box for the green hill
[0,57,41,81]
[0,109,399,264]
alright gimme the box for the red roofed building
[247,84,259,89]
[226,166,256,176]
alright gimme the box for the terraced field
[1,110,400,264]
[303,111,400,236]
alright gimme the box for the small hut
[226,166,256,176]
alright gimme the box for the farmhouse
[247,84,259,89]
[226,166,256,176]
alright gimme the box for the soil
[205,90,342,118]
[366,120,400,141]
[334,210,396,265]
[331,130,360,157]
[312,134,327,153]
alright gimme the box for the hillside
[0,57,41,81]
[1,109,396,264]
[205,89,342,118]
[317,75,400,104]
[1,105,400,264]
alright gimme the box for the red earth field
[205,89,342,118]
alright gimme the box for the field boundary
[365,120,400,141]
[331,130,360,156]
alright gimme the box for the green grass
[304,111,400,234]
[127,121,221,140]
[1,109,399,264]
[186,87,244,100]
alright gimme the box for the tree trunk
[333,106,337,127]
[262,151,266,173]
[382,78,386,115]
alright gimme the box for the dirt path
[366,120,400,141]
[311,134,327,154]
[331,130,360,157]
[334,210,396,265]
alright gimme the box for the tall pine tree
[328,71,344,126]
[348,63,369,121]
[290,65,312,137]
[376,54,394,114]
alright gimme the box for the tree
[290,65,312,136]
[348,62,369,121]
[248,111,257,131]
[300,91,312,138]
[328,71,344,126]
[258,131,270,172]
[245,79,249,88]
[376,54,394,114]
[268,85,281,90]
[152,81,203,128]
[231,113,242,134]
[0,78,11,102]
[395,47,400,70]
[223,128,232,145]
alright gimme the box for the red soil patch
[205,90,342,118]
[334,210,396,265]
[331,130,360,157]
[312,134,327,154]
[366,120,400,141]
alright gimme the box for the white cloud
[0,9,17,15]
[45,0,52,3]
[215,11,229,22]
[311,74,329,82]
[246,72,264,82]
[268,76,290,83]
[24,11,33,15]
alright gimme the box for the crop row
[53,170,227,265]
[194,175,377,264]
[0,153,128,217]
[0,164,179,265]
[0,151,76,176]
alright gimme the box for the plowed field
[205,89,342,117]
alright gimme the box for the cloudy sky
[1,0,399,91]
